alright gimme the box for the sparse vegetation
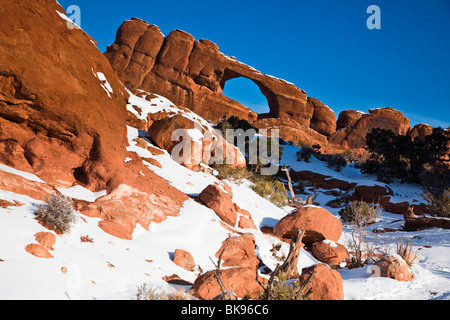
[133,283,192,300]
[396,238,419,266]
[35,193,76,233]
[258,272,311,300]
[251,177,288,207]
[362,127,450,186]
[423,188,450,218]
[327,154,348,172]
[211,163,252,184]
[339,201,380,226]
[296,147,314,162]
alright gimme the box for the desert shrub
[211,164,253,184]
[421,168,450,197]
[133,284,191,300]
[362,127,449,185]
[259,272,311,300]
[327,154,348,172]
[251,177,288,207]
[35,193,76,233]
[296,147,314,162]
[423,188,450,218]
[343,202,381,268]
[339,201,379,226]
[396,238,419,266]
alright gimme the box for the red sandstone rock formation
[0,0,188,239]
[104,18,337,142]
[274,206,343,245]
[299,264,344,300]
[336,110,365,130]
[329,107,410,149]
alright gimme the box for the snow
[1,91,449,300]
[0,163,46,183]
[91,69,114,98]
[55,10,81,30]
[57,186,107,203]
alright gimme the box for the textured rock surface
[336,110,365,130]
[311,241,349,265]
[0,0,189,240]
[172,249,196,272]
[374,256,415,282]
[274,206,342,245]
[329,108,410,149]
[299,264,344,300]
[191,267,264,300]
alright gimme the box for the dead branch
[209,246,228,296]
[279,229,305,279]
[281,166,306,207]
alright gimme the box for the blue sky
[58,0,450,128]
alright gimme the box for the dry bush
[35,193,76,233]
[339,201,380,226]
[258,272,311,300]
[251,178,288,207]
[133,284,193,300]
[396,238,419,266]
[423,188,450,218]
[211,163,252,184]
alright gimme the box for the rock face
[274,206,342,245]
[408,123,434,141]
[336,110,365,130]
[104,18,337,142]
[329,107,410,149]
[0,0,189,239]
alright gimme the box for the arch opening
[221,77,271,116]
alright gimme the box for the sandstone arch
[104,18,336,136]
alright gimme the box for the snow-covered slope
[0,91,449,300]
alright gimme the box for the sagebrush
[35,193,76,233]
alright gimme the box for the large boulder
[215,234,259,270]
[373,256,415,282]
[147,113,246,169]
[191,267,264,300]
[336,110,365,130]
[299,264,344,300]
[199,183,238,227]
[274,206,342,245]
[311,240,349,265]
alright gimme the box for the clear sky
[58,0,450,128]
